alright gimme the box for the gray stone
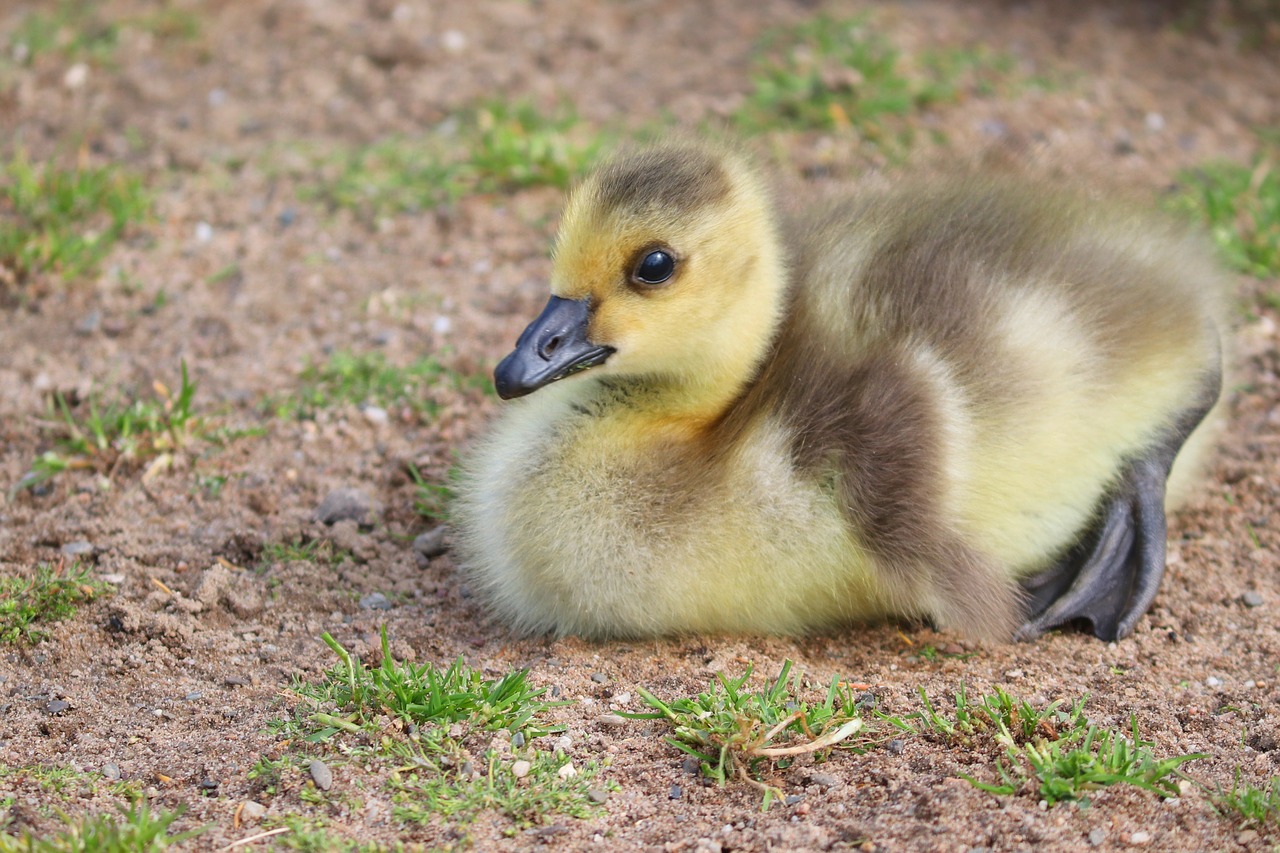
[669,784,682,799]
[46,699,70,715]
[806,771,840,790]
[590,672,607,684]
[309,759,332,791]
[101,763,121,781]
[313,488,373,525]
[1242,591,1264,608]
[887,738,905,755]
[412,527,449,560]
[1088,829,1106,846]
[359,592,392,611]
[587,788,609,804]
[240,800,266,822]
[60,540,94,557]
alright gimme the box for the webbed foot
[1017,369,1220,642]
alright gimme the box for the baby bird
[454,140,1225,643]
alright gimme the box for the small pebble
[682,757,701,775]
[100,573,125,584]
[60,540,94,557]
[184,691,203,701]
[200,777,219,793]
[1088,829,1106,846]
[63,62,88,89]
[511,760,532,778]
[361,405,389,427]
[277,208,297,228]
[597,713,627,728]
[669,784,683,799]
[313,488,374,525]
[887,738,905,755]
[557,762,577,779]
[194,221,214,243]
[1205,676,1223,688]
[587,788,609,804]
[784,795,803,805]
[224,675,250,687]
[590,672,607,683]
[358,592,392,611]
[512,732,525,748]
[412,527,448,560]
[807,771,840,789]
[309,759,332,791]
[46,700,70,715]
[101,763,121,781]
[1242,591,1264,608]
[1237,830,1259,844]
[240,801,266,822]
[1129,830,1151,845]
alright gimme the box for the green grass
[911,686,1203,804]
[408,462,461,522]
[261,538,353,566]
[259,629,606,833]
[1172,156,1280,277]
[273,350,461,420]
[280,628,566,743]
[465,100,605,193]
[3,1,201,69]
[296,137,464,218]
[1212,773,1280,832]
[12,361,220,496]
[293,100,603,220]
[3,2,119,67]
[0,563,108,644]
[734,16,1014,145]
[0,150,149,286]
[390,747,612,828]
[627,660,864,809]
[0,803,201,853]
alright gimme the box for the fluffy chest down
[453,389,889,638]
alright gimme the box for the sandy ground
[1,1,1278,850]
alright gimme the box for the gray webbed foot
[1017,368,1220,642]
[1016,458,1166,642]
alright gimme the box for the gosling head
[494,142,786,404]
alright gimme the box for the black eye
[633,249,675,285]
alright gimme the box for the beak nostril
[541,334,562,360]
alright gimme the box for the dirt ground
[1,1,1279,850]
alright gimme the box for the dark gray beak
[493,296,615,400]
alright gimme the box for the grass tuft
[466,100,605,193]
[0,562,109,644]
[913,686,1203,804]
[0,150,149,287]
[261,538,352,567]
[272,350,464,421]
[1211,772,1280,832]
[12,361,222,496]
[390,748,612,828]
[734,16,1014,149]
[628,660,864,809]
[282,628,566,743]
[1171,156,1280,277]
[0,803,202,852]
[293,100,603,220]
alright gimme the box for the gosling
[454,140,1225,643]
